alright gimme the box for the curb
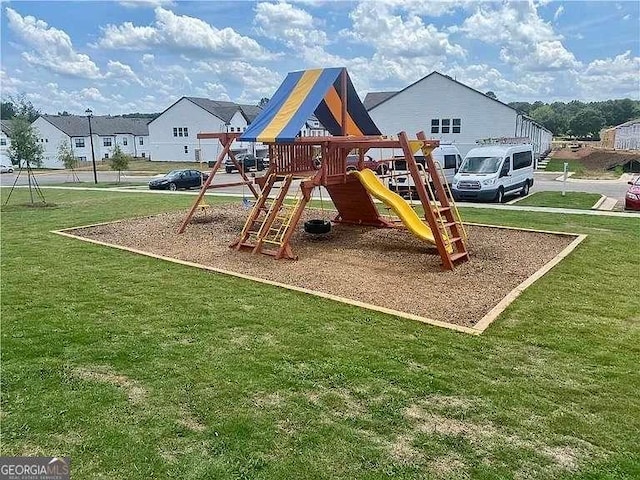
[591,195,607,210]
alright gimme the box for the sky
[1,0,638,116]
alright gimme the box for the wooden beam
[341,68,348,136]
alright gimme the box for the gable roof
[39,115,149,136]
[240,67,380,143]
[149,96,263,125]
[363,91,396,110]
[367,71,519,113]
[0,119,13,136]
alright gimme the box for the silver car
[0,164,14,173]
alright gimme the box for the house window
[139,137,144,145]
[74,138,85,148]
[229,127,235,132]
[1,138,7,146]
[141,152,146,158]
[173,127,188,137]
[431,119,439,134]
[123,138,128,146]
[104,153,109,159]
[103,137,112,147]
[184,145,189,154]
[45,138,48,143]
[76,156,87,162]
[453,118,461,134]
[441,119,450,134]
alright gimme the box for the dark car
[148,169,209,191]
[225,154,265,173]
[625,176,640,211]
[345,155,390,175]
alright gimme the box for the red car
[625,176,640,211]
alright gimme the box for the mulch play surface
[69,205,576,328]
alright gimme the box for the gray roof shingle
[363,91,397,110]
[40,115,149,137]
[184,97,263,124]
[1,119,14,136]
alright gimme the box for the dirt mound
[553,147,639,170]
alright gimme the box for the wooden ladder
[232,172,279,250]
[399,131,469,270]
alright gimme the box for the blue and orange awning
[239,68,381,143]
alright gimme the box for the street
[0,169,634,206]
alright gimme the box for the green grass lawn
[2,189,639,479]
[514,191,603,210]
[75,159,209,173]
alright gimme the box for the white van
[388,144,463,197]
[451,144,534,202]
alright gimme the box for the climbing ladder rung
[450,252,469,263]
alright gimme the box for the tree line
[507,98,640,139]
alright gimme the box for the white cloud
[194,82,230,101]
[554,5,564,21]
[579,51,640,99]
[105,60,144,86]
[460,1,579,71]
[254,1,328,48]
[98,7,274,60]
[346,1,466,58]
[194,60,282,102]
[622,14,631,21]
[5,8,101,79]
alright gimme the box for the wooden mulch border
[51,219,586,336]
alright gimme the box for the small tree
[57,139,76,169]
[485,91,498,100]
[109,145,131,183]
[8,115,44,168]
[57,139,80,182]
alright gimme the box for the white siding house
[614,119,640,150]
[365,72,552,164]
[147,97,263,162]
[31,115,150,169]
[1,120,12,165]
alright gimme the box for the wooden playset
[178,68,469,270]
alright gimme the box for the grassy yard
[1,189,639,479]
[75,159,208,173]
[514,191,602,210]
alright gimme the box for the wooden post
[177,137,233,234]
[398,131,454,270]
[341,68,348,136]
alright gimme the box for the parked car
[624,176,640,211]
[148,169,209,191]
[0,164,14,173]
[452,143,534,203]
[345,154,390,175]
[225,154,265,173]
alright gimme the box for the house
[147,97,264,162]
[300,114,330,138]
[31,115,150,169]
[601,119,640,151]
[364,72,552,164]
[1,119,12,164]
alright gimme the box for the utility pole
[86,108,97,184]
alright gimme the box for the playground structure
[178,67,469,270]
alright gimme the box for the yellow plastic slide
[351,169,435,245]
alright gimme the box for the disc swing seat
[304,186,332,235]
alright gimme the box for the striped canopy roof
[239,67,380,143]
